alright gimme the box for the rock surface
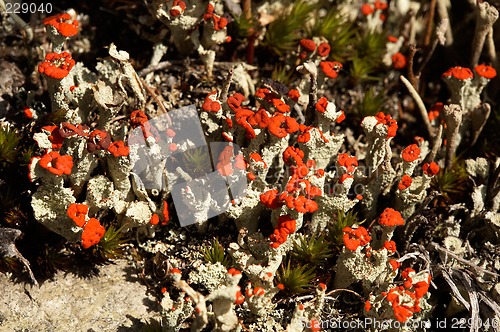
[0,260,158,331]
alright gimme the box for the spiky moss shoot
[349,56,380,83]
[201,238,231,267]
[20,145,36,167]
[276,259,315,295]
[0,126,21,165]
[3,207,27,228]
[271,65,296,87]
[308,5,355,62]
[328,209,362,247]
[353,85,387,121]
[92,224,129,262]
[170,146,212,179]
[430,159,472,206]
[231,13,254,42]
[0,187,20,218]
[292,234,332,268]
[263,0,315,56]
[354,31,387,68]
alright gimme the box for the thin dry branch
[400,75,434,137]
[424,0,437,47]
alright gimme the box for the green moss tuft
[431,160,472,205]
[353,86,387,121]
[292,234,332,268]
[276,259,315,295]
[201,238,231,267]
[263,0,315,56]
[309,6,356,62]
[93,224,129,261]
[328,209,362,246]
[0,126,21,164]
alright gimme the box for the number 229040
[5,2,53,14]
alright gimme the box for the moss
[0,126,21,165]
[201,238,231,267]
[291,234,332,268]
[353,85,387,121]
[271,64,296,87]
[308,5,356,62]
[92,224,129,262]
[276,259,315,295]
[354,31,387,67]
[349,56,380,83]
[263,0,315,56]
[430,159,472,206]
[328,209,362,246]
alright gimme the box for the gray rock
[0,260,159,331]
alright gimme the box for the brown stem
[306,70,318,126]
[242,0,255,65]
[424,0,437,47]
[139,78,172,125]
[426,125,443,163]
[407,44,419,88]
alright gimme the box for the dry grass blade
[451,269,480,332]
[429,242,500,278]
[439,266,471,310]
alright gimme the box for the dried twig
[423,0,437,47]
[439,266,472,310]
[400,75,434,137]
[139,78,172,125]
[429,242,500,278]
[417,19,449,77]
[325,288,363,300]
[407,45,419,88]
[452,270,480,332]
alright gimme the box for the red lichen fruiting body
[81,218,105,249]
[378,208,405,226]
[38,52,75,79]
[43,13,79,37]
